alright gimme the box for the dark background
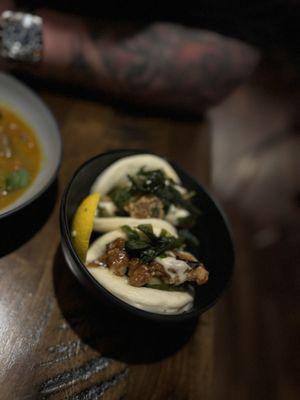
[16,0,300,53]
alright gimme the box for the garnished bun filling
[91,154,200,229]
[86,223,208,315]
[71,154,208,315]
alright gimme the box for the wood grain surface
[0,91,212,400]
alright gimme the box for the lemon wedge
[71,192,100,262]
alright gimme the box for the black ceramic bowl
[60,149,234,322]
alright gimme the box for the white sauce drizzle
[98,200,117,216]
[165,204,190,225]
[155,256,191,285]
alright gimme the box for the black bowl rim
[0,74,63,221]
[60,149,235,322]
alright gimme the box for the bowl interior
[63,150,234,320]
[0,72,61,217]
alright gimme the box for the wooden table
[0,90,212,400]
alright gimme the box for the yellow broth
[0,105,41,210]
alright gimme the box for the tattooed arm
[2,8,259,114]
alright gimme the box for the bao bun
[91,154,181,233]
[86,224,193,315]
[90,154,180,195]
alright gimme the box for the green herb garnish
[128,169,200,225]
[137,223,157,241]
[5,168,30,192]
[128,168,166,193]
[121,225,140,240]
[108,168,200,226]
[146,283,186,292]
[109,186,132,210]
[122,224,184,263]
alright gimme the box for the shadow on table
[53,245,198,364]
[0,180,58,257]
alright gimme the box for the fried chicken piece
[128,259,151,286]
[101,238,129,276]
[98,237,209,287]
[124,195,164,218]
[148,260,171,283]
[187,263,209,285]
[127,258,142,277]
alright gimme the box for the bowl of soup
[0,72,62,219]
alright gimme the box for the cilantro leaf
[109,186,132,210]
[122,224,185,263]
[5,169,30,192]
[121,225,140,240]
